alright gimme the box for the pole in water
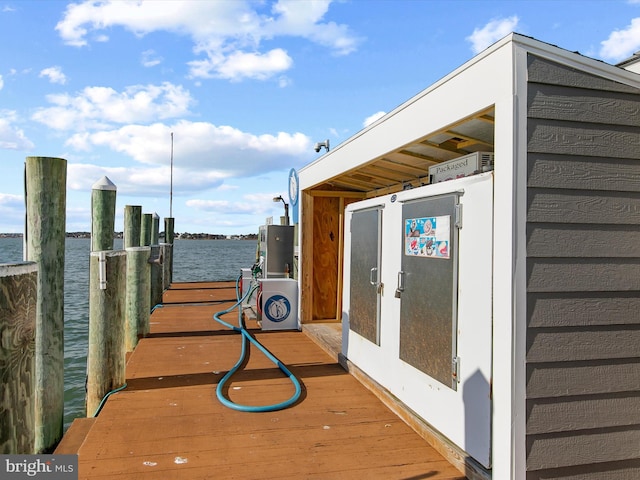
[24,156,67,452]
[170,132,173,219]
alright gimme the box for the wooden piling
[151,213,160,245]
[123,205,142,249]
[0,263,38,454]
[149,246,163,309]
[86,250,126,417]
[140,214,152,247]
[160,243,172,291]
[24,156,66,453]
[164,217,175,285]
[164,217,175,244]
[91,177,117,252]
[125,247,150,351]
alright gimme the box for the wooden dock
[57,281,467,479]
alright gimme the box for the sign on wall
[404,215,450,259]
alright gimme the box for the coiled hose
[212,275,302,412]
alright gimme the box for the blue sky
[1,0,639,235]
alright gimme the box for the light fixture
[314,139,330,153]
[273,195,290,225]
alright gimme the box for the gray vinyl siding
[525,54,640,479]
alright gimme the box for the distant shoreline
[0,232,258,240]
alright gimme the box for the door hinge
[452,356,461,383]
[454,204,463,229]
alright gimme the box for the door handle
[369,267,378,285]
[395,271,405,298]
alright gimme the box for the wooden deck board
[74,282,466,479]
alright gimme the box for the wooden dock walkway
[57,281,466,479]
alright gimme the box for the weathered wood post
[125,247,150,351]
[24,156,66,453]
[86,251,126,416]
[0,263,38,454]
[164,217,175,244]
[149,246,163,309]
[151,212,160,246]
[123,205,142,249]
[91,176,117,251]
[140,213,152,247]
[164,217,175,286]
[160,243,172,291]
[149,213,163,306]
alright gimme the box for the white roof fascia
[299,33,640,191]
[298,34,517,191]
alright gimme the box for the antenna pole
[170,132,174,218]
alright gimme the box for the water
[0,237,257,430]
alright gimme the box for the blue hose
[93,383,127,417]
[212,276,302,412]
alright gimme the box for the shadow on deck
[57,281,469,480]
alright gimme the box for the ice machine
[258,278,299,331]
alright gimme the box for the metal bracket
[394,271,405,298]
[452,356,461,383]
[98,251,107,290]
[454,203,463,229]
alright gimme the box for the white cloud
[141,49,163,67]
[363,111,385,128]
[186,193,277,215]
[32,82,194,131]
[190,48,293,81]
[467,16,519,54]
[66,120,311,177]
[40,66,67,85]
[600,18,640,61]
[0,110,35,150]
[55,0,361,81]
[266,0,361,55]
[0,192,22,207]
[0,193,23,229]
[67,162,227,195]
[0,74,3,90]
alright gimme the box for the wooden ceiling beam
[378,156,430,176]
[359,165,411,183]
[445,131,494,149]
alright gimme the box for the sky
[1,0,640,236]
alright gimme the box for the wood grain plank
[0,265,37,454]
[527,223,640,257]
[527,153,640,192]
[527,188,640,225]
[300,190,314,323]
[528,292,640,327]
[72,281,467,480]
[527,119,640,159]
[527,395,640,434]
[526,429,640,470]
[526,361,640,398]
[312,196,340,320]
[526,459,640,480]
[527,327,640,362]
[527,258,640,292]
[527,54,640,94]
[527,83,640,126]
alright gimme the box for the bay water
[0,237,258,430]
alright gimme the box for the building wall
[525,54,640,478]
